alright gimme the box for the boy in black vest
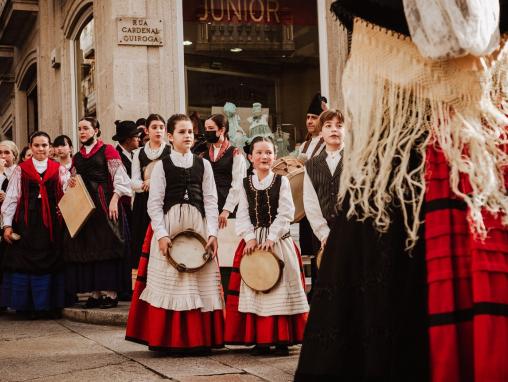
[303,109,344,271]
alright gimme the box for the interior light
[183,40,193,46]
[230,47,243,53]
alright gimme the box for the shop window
[74,18,96,118]
[183,0,320,149]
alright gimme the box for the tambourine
[166,229,212,273]
[239,249,284,293]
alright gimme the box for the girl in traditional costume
[224,136,309,356]
[0,140,19,312]
[202,114,246,228]
[126,114,224,354]
[130,114,170,269]
[65,117,132,309]
[1,132,68,318]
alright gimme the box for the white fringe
[339,19,508,249]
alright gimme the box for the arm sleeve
[303,169,330,242]
[131,149,144,193]
[113,165,132,197]
[222,152,247,213]
[1,166,21,227]
[235,182,256,242]
[60,166,70,191]
[202,159,219,238]
[147,161,168,241]
[267,176,295,242]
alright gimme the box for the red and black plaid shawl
[424,144,508,382]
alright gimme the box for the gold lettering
[227,0,241,21]
[266,0,279,23]
[198,0,209,21]
[211,0,224,22]
[249,0,264,23]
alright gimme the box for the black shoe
[273,345,289,356]
[100,296,118,309]
[83,297,101,309]
[250,345,271,356]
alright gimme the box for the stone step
[62,301,129,326]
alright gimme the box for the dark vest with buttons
[243,174,282,228]
[203,145,235,212]
[116,145,132,177]
[138,145,171,181]
[305,149,343,224]
[162,154,205,217]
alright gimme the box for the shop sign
[117,18,163,46]
[184,0,316,25]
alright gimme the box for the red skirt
[425,145,508,382]
[224,239,308,346]
[125,225,225,351]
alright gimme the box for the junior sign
[117,18,163,46]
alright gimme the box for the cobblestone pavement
[0,313,300,382]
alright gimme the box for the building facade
[0,0,346,147]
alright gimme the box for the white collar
[171,150,192,158]
[326,149,341,158]
[144,141,166,160]
[84,140,98,154]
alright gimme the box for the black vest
[203,146,235,212]
[162,154,205,216]
[243,174,282,228]
[138,145,171,181]
[116,145,132,177]
[305,149,343,223]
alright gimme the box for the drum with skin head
[272,156,305,223]
[239,249,284,293]
[167,230,213,273]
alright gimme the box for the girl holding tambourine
[224,136,309,356]
[125,114,224,354]
[130,113,170,269]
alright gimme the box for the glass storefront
[183,0,321,150]
[75,18,96,118]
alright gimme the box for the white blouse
[147,150,219,241]
[0,164,17,189]
[82,142,132,198]
[303,150,342,242]
[236,170,294,243]
[1,158,70,227]
[131,142,168,193]
[210,145,247,213]
[296,135,324,162]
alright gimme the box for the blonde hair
[0,140,19,163]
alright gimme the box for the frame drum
[272,156,305,222]
[167,230,212,273]
[239,249,284,293]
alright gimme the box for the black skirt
[295,201,429,381]
[131,191,150,269]
[2,199,62,275]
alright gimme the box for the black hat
[112,120,139,141]
[307,93,327,116]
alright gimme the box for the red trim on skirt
[425,145,508,382]
[126,225,225,351]
[224,239,308,346]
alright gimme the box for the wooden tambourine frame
[58,174,95,238]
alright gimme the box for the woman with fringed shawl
[1,132,68,318]
[64,116,132,309]
[296,1,508,381]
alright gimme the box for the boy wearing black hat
[113,120,141,178]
